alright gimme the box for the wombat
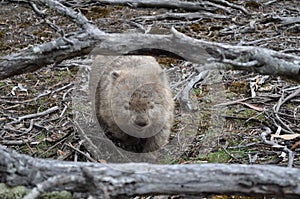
[92,55,174,153]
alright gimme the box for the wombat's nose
[135,118,148,127]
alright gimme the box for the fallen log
[1,145,300,198]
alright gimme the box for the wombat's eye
[149,103,154,109]
[124,104,129,110]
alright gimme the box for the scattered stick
[273,87,300,134]
[177,71,209,111]
[261,127,296,167]
[65,143,98,162]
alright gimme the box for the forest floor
[0,0,300,198]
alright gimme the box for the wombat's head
[110,70,173,138]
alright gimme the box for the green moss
[240,109,257,118]
[39,191,72,199]
[200,150,246,163]
[0,183,72,199]
[161,157,180,164]
[28,131,54,157]
[0,183,28,199]
[191,88,201,96]
[207,151,231,163]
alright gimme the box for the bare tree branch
[62,0,239,13]
[37,0,103,33]
[1,0,298,82]
[1,27,299,81]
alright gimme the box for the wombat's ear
[111,70,121,80]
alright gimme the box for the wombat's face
[110,71,171,138]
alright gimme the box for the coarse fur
[93,55,174,152]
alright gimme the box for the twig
[18,106,59,121]
[283,146,295,168]
[177,71,209,111]
[261,127,296,167]
[214,97,252,106]
[29,1,46,16]
[38,0,103,34]
[52,83,74,94]
[65,143,98,162]
[272,88,300,134]
[0,139,35,145]
[210,0,249,14]
[264,0,278,6]
[260,127,284,148]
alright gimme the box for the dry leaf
[240,102,264,112]
[271,133,300,140]
[57,149,64,156]
[291,140,300,150]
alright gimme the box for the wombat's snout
[133,116,149,128]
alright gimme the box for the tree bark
[1,145,300,198]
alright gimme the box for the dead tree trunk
[1,145,300,198]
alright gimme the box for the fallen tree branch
[133,11,228,21]
[1,0,299,82]
[60,0,237,13]
[0,145,300,198]
[2,27,299,81]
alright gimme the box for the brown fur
[93,55,174,152]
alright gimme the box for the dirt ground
[0,0,299,198]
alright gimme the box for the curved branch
[2,27,299,81]
[1,0,299,81]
